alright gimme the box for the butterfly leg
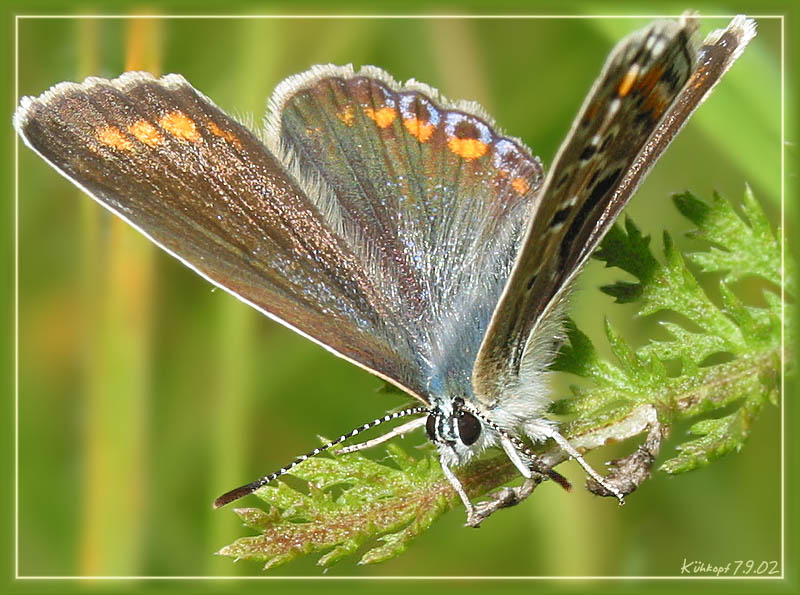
[500,435,535,478]
[537,424,626,504]
[335,416,426,454]
[440,461,479,526]
[584,405,664,498]
[470,477,542,526]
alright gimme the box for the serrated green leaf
[660,389,768,474]
[604,318,665,391]
[552,319,626,386]
[674,188,780,287]
[216,445,453,569]
[218,188,790,571]
[640,321,728,370]
[595,217,659,283]
[233,507,278,531]
[591,189,786,475]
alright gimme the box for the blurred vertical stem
[78,17,161,575]
[428,18,489,106]
[208,19,277,573]
[209,297,253,573]
[76,17,102,575]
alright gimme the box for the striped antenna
[213,405,430,508]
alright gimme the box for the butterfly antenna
[462,405,572,492]
[213,405,429,508]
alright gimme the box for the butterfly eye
[425,412,438,442]
[457,411,481,446]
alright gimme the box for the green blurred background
[12,3,787,582]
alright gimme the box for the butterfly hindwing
[270,65,543,394]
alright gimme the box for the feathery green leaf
[218,188,789,570]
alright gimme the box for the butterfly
[14,14,755,526]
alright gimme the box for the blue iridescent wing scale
[14,66,545,406]
[268,65,543,396]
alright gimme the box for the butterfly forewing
[610,15,758,217]
[472,16,756,401]
[271,66,543,393]
[14,73,427,400]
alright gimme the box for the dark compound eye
[425,412,437,442]
[457,410,481,446]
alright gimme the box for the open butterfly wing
[15,66,546,404]
[270,65,543,394]
[14,72,427,399]
[472,15,756,402]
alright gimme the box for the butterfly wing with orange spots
[14,66,545,405]
[14,72,431,400]
[472,15,756,404]
[270,65,544,397]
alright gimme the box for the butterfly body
[14,14,756,525]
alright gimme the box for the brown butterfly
[15,14,756,526]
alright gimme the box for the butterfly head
[426,396,506,469]
[426,396,480,443]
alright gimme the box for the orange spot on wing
[206,121,242,148]
[128,120,163,146]
[617,69,637,98]
[632,65,670,121]
[643,94,668,120]
[96,126,133,151]
[336,105,355,126]
[159,111,201,142]
[633,64,664,96]
[363,106,397,128]
[511,176,531,195]
[448,137,488,160]
[403,118,435,142]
